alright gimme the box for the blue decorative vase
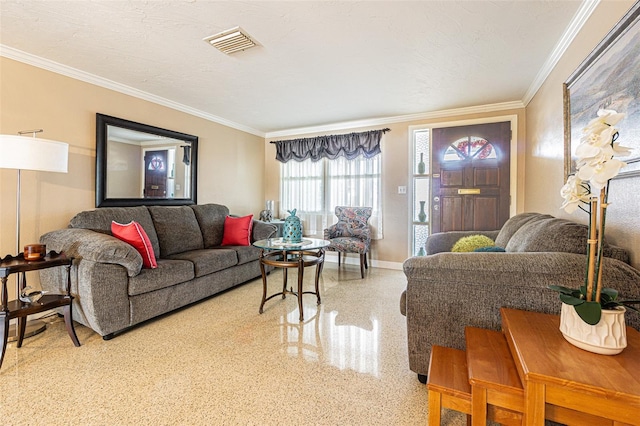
[282,209,302,243]
[418,201,427,222]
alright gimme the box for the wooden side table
[501,308,640,426]
[1,251,80,369]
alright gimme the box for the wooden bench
[427,344,523,426]
[427,345,472,426]
[465,326,523,426]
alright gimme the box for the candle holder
[24,243,46,261]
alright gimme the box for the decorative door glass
[412,129,430,256]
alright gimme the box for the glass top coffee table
[253,238,330,321]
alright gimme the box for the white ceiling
[0,1,587,136]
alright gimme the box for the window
[280,155,382,239]
[411,129,430,256]
[443,137,496,161]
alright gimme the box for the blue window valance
[272,128,389,163]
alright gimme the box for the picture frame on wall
[563,0,640,181]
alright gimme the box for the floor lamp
[0,130,69,340]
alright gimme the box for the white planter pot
[559,302,627,355]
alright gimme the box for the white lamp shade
[0,135,68,173]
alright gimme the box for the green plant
[548,284,640,325]
[550,109,636,325]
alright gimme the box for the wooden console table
[1,251,80,369]
[501,308,640,426]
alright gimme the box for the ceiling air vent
[203,27,258,55]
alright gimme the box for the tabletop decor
[551,109,639,354]
[282,209,303,243]
[24,243,46,260]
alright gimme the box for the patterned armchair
[323,206,372,278]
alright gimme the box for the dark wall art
[564,1,640,180]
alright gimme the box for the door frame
[408,114,520,255]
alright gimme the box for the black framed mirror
[96,113,198,207]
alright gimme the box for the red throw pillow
[221,215,254,246]
[111,221,158,268]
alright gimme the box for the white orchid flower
[597,108,625,125]
[572,110,631,193]
[598,126,618,147]
[577,158,626,192]
[560,175,591,214]
[582,109,624,138]
[575,141,602,159]
[612,142,632,157]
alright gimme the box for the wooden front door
[431,122,511,233]
[144,149,168,198]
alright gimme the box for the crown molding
[1,44,525,140]
[0,45,265,137]
[522,0,599,105]
[265,101,525,139]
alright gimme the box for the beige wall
[0,58,266,292]
[265,107,526,265]
[107,141,142,198]
[525,0,640,268]
[3,0,638,272]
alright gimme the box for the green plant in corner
[550,109,639,325]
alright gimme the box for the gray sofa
[39,204,276,339]
[401,212,640,382]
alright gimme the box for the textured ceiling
[0,1,583,135]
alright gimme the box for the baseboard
[323,252,404,271]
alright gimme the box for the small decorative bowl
[24,244,46,261]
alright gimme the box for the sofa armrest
[252,220,277,241]
[40,228,143,277]
[39,260,131,337]
[324,223,338,240]
[425,230,500,254]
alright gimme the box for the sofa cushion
[474,246,506,252]
[191,204,230,248]
[128,259,195,296]
[148,206,204,256]
[451,235,494,252]
[494,212,552,249]
[235,245,263,265]
[69,206,160,257]
[111,221,158,269]
[222,214,254,246]
[167,249,238,277]
[506,217,591,254]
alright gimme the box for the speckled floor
[0,263,467,425]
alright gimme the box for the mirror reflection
[96,113,198,207]
[106,126,191,199]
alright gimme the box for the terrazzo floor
[1,263,467,425]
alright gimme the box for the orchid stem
[586,197,598,302]
[595,187,608,303]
